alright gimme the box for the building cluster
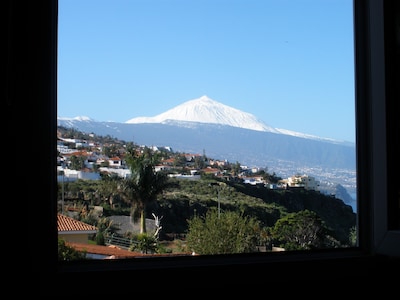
[57,134,319,191]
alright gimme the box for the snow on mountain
[125,95,280,133]
[123,95,351,144]
[58,116,93,122]
[57,116,95,127]
[274,128,351,145]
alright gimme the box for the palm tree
[122,147,168,234]
[100,173,124,208]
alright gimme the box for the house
[285,174,320,191]
[58,213,145,259]
[65,242,145,260]
[57,213,97,244]
[58,213,189,259]
[107,156,123,168]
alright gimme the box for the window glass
[57,0,356,259]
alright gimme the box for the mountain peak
[125,95,278,132]
[195,95,216,104]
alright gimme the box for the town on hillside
[57,127,320,191]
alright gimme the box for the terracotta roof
[57,213,97,233]
[66,242,193,259]
[66,242,144,258]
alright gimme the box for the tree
[122,147,168,234]
[69,154,85,170]
[231,161,241,176]
[58,238,87,261]
[129,233,158,254]
[349,225,357,247]
[194,155,206,169]
[174,153,187,167]
[186,208,263,255]
[270,209,339,250]
[100,173,124,208]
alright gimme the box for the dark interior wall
[384,0,400,229]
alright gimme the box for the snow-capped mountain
[126,95,280,133]
[124,95,350,145]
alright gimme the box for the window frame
[354,0,400,256]
[14,0,398,288]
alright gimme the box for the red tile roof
[57,213,97,233]
[66,242,193,259]
[66,242,144,258]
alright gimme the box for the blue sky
[58,0,355,143]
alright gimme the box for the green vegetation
[60,176,356,253]
[58,238,87,261]
[128,233,159,254]
[186,208,266,255]
[270,210,340,250]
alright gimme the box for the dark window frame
[11,0,398,290]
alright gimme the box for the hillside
[145,178,356,245]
